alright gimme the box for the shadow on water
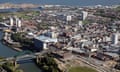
[17,59,34,64]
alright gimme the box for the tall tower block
[10,17,13,26]
[82,11,88,20]
[112,33,118,45]
[15,17,22,28]
[17,19,22,28]
[15,17,19,26]
[66,15,72,21]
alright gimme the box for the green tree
[36,54,61,72]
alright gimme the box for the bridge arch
[14,50,33,58]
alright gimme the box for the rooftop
[35,35,58,43]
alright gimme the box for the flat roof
[35,35,58,43]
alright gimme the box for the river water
[0,32,42,72]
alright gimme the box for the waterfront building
[34,35,58,50]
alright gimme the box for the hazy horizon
[0,0,119,6]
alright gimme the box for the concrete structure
[0,50,48,65]
[34,35,58,50]
[15,18,22,28]
[78,21,83,28]
[17,19,22,28]
[45,31,58,38]
[112,33,118,45]
[66,15,72,21]
[15,17,19,26]
[9,17,22,31]
[51,32,57,38]
[10,17,13,26]
[82,11,88,20]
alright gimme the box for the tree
[11,32,34,48]
[36,54,61,72]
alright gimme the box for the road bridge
[0,50,48,65]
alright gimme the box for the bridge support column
[36,55,39,63]
[13,59,17,67]
[36,55,42,63]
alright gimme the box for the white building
[82,11,88,20]
[10,17,13,26]
[34,35,58,50]
[17,19,22,28]
[78,21,83,28]
[112,33,118,45]
[15,17,22,28]
[66,15,72,21]
[45,31,58,38]
[51,32,57,38]
[15,17,19,26]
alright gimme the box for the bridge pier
[36,55,42,63]
[14,60,17,67]
[36,55,40,63]
[12,59,17,68]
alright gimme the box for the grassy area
[68,66,97,72]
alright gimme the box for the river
[0,32,42,72]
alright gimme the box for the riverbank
[1,32,22,52]
[1,40,22,52]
